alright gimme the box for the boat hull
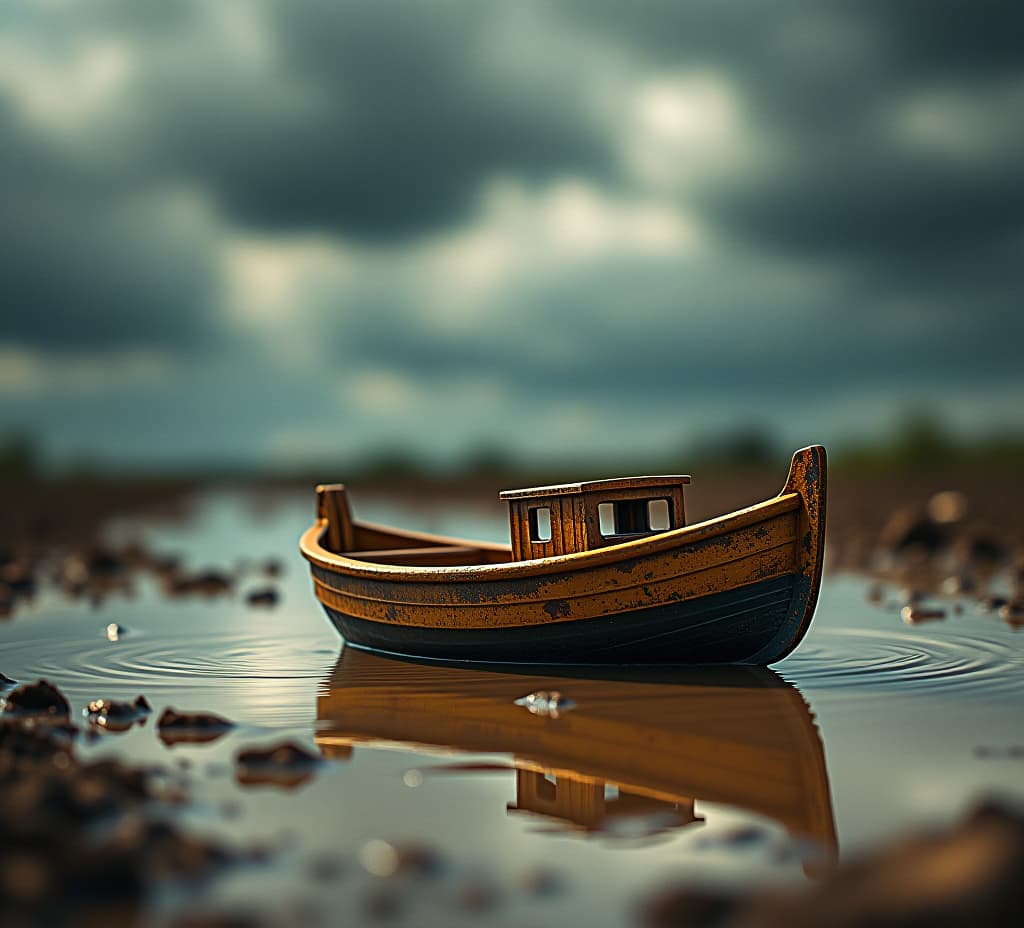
[322,572,799,664]
[301,446,826,666]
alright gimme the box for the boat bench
[346,545,509,567]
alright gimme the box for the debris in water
[157,708,235,746]
[235,741,321,789]
[245,586,279,607]
[514,690,576,717]
[1000,600,1024,628]
[86,696,152,732]
[901,606,947,624]
[0,690,236,926]
[639,801,1024,928]
[106,622,128,641]
[164,570,234,597]
[1,679,71,720]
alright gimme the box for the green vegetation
[3,412,1023,490]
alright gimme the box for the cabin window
[598,498,673,537]
[529,506,552,542]
[537,773,558,801]
[648,498,671,531]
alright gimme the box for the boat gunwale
[299,491,802,584]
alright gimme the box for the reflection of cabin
[507,769,701,834]
[500,476,691,562]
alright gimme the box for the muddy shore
[1,470,1022,925]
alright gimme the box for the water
[2,488,1023,925]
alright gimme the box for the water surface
[2,489,1022,925]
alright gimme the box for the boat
[316,648,837,859]
[299,445,826,665]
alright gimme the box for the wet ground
[2,486,1023,926]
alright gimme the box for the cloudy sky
[1,0,1022,471]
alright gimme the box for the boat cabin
[500,475,690,562]
[507,769,700,834]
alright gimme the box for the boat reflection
[316,648,836,859]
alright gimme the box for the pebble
[998,600,1024,623]
[245,587,279,607]
[1,679,71,720]
[156,708,235,746]
[1,705,236,925]
[85,696,152,732]
[641,801,1024,928]
[164,570,234,597]
[235,741,321,789]
[901,606,947,624]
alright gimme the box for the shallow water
[2,489,1023,925]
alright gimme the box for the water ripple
[781,628,1024,697]
[0,631,340,727]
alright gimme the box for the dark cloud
[326,247,1024,411]
[113,1,616,240]
[566,0,1024,267]
[1,0,1021,466]
[0,97,220,353]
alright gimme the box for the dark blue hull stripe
[321,574,797,665]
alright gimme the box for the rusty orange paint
[299,446,827,664]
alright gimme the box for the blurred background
[1,0,1022,484]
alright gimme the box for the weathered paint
[299,446,827,665]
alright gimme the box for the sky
[1,0,1022,472]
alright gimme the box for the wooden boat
[316,648,837,858]
[299,445,826,665]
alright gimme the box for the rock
[244,587,279,608]
[165,570,233,597]
[639,801,1024,928]
[878,506,949,556]
[1,559,37,597]
[641,888,742,928]
[0,717,71,762]
[751,802,1024,927]
[235,741,320,789]
[2,679,71,720]
[901,606,947,624]
[1000,600,1024,629]
[959,531,1011,569]
[86,547,127,579]
[157,708,234,746]
[86,696,152,733]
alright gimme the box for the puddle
[1,491,1023,925]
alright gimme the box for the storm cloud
[0,0,1020,468]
